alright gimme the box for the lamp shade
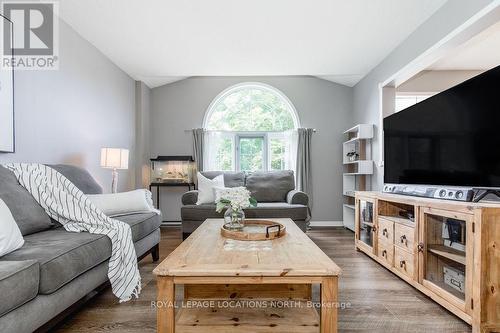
[100,148,129,169]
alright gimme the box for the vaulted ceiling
[59,0,448,88]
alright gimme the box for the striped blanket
[4,163,141,302]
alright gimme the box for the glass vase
[224,206,245,230]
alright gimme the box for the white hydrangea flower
[216,186,254,211]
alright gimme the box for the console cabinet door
[355,197,377,255]
[419,207,474,314]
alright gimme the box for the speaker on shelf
[383,184,475,202]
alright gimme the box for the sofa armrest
[286,190,309,206]
[182,190,199,205]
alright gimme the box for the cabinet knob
[382,228,388,236]
[382,250,387,257]
[399,260,406,268]
[417,242,424,252]
[400,235,408,245]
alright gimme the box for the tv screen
[384,65,500,188]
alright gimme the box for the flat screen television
[384,65,500,188]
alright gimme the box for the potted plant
[346,151,359,162]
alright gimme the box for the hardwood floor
[55,227,471,332]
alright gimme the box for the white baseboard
[309,220,344,227]
[162,221,344,227]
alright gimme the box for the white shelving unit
[342,124,373,231]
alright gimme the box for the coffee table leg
[157,277,175,333]
[320,276,338,333]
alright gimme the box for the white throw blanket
[4,163,141,302]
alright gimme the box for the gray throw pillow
[49,164,102,194]
[246,170,295,202]
[0,166,53,235]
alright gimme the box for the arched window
[203,83,300,172]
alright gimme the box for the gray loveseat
[181,170,310,238]
[0,164,162,333]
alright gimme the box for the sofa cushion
[49,164,103,194]
[181,202,308,221]
[1,212,160,295]
[116,212,162,242]
[245,203,308,220]
[1,229,111,295]
[245,170,295,202]
[0,260,39,316]
[0,166,53,236]
[201,171,245,188]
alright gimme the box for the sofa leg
[151,244,160,262]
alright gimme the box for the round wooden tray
[221,219,286,241]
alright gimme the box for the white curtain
[204,131,235,171]
[267,130,297,172]
[203,130,298,174]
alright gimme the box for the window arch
[203,83,300,172]
[203,83,300,131]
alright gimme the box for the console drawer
[394,247,415,280]
[378,218,394,244]
[378,240,394,267]
[394,223,415,253]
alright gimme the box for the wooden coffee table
[153,218,341,332]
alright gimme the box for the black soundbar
[383,184,474,202]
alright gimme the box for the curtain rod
[183,128,317,133]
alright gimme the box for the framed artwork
[0,13,14,153]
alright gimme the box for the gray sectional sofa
[181,170,310,238]
[0,164,162,333]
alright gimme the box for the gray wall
[353,0,498,190]
[135,81,152,189]
[0,19,136,193]
[151,76,353,222]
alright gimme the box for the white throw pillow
[87,189,160,217]
[196,173,225,205]
[213,186,228,203]
[0,198,24,257]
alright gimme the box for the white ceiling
[429,21,500,70]
[58,0,448,88]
